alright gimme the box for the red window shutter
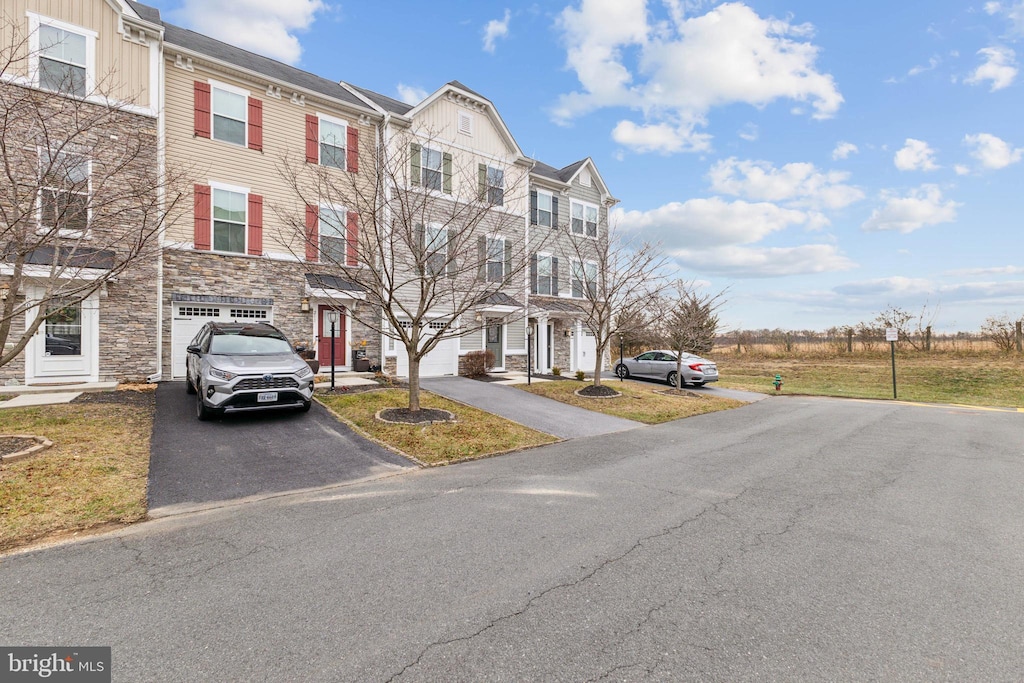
[305,115,318,163]
[194,82,211,138]
[247,194,263,255]
[346,211,359,266]
[194,184,211,250]
[248,98,263,151]
[305,204,319,262]
[346,127,359,173]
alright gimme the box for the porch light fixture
[475,312,482,322]
[0,284,8,301]
[300,297,310,312]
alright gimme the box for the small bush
[575,370,585,381]
[552,366,561,376]
[462,349,495,377]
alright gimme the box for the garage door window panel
[213,189,247,253]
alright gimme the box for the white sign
[885,328,898,342]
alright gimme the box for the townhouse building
[528,159,618,374]
[0,0,163,386]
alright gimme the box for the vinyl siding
[506,316,526,350]
[10,0,153,107]
[164,63,377,255]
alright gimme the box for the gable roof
[347,84,414,116]
[403,82,526,160]
[529,156,618,204]
[125,0,161,25]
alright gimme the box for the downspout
[147,30,166,383]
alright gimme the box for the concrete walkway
[421,376,642,439]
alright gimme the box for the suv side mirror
[186,344,201,355]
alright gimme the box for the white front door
[26,291,99,383]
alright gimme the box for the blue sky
[145,0,1024,333]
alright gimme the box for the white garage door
[171,303,272,378]
[395,320,458,377]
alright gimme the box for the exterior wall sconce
[564,329,571,337]
[300,297,310,312]
[0,284,9,301]
[475,312,483,322]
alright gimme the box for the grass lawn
[0,389,154,553]
[317,388,558,465]
[518,379,744,424]
[716,354,1024,407]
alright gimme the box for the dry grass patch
[0,391,154,553]
[518,380,743,424]
[716,354,1024,407]
[317,389,558,465]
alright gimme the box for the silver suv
[185,322,315,420]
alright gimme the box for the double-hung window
[535,191,553,227]
[425,224,448,276]
[212,85,247,146]
[212,188,247,253]
[319,205,347,263]
[37,22,89,96]
[319,118,347,170]
[537,254,554,296]
[571,260,597,299]
[422,147,443,192]
[571,201,598,237]
[486,166,504,206]
[486,237,505,283]
[40,149,89,233]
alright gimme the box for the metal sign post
[886,327,898,399]
[327,310,340,391]
[527,329,532,386]
[619,337,624,382]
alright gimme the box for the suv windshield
[209,333,293,355]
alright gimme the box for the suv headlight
[296,364,313,379]
[209,367,237,381]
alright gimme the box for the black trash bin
[352,348,370,372]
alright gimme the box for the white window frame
[486,236,506,283]
[318,203,349,264]
[209,79,249,147]
[571,259,597,299]
[425,223,448,276]
[209,181,249,255]
[37,147,91,237]
[571,200,599,238]
[536,252,554,296]
[421,146,443,192]
[317,113,348,171]
[486,165,504,206]
[535,190,553,228]
[27,13,96,97]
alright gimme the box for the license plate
[257,392,278,403]
[705,368,717,375]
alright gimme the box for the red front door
[317,305,346,367]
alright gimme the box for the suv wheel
[196,384,214,421]
[185,374,197,395]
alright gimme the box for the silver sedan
[613,350,719,387]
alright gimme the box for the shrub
[575,370,585,381]
[552,366,561,376]
[462,349,495,377]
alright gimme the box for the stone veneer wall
[160,249,380,378]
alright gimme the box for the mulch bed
[577,385,622,398]
[376,407,455,424]
[0,436,37,458]
[71,390,156,408]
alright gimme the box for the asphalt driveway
[147,383,413,515]
[421,376,642,438]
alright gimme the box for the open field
[714,352,1024,407]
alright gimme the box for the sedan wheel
[615,364,630,379]
[667,371,680,388]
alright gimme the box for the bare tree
[0,17,185,369]
[981,314,1020,353]
[276,130,537,412]
[874,302,938,351]
[654,280,726,387]
[560,220,666,388]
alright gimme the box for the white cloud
[832,141,858,160]
[396,84,428,105]
[985,1,1024,36]
[834,276,935,297]
[945,265,1024,276]
[894,138,940,171]
[834,276,1024,305]
[483,9,512,54]
[668,245,855,277]
[964,132,1024,169]
[708,158,864,210]
[955,164,971,175]
[965,46,1018,91]
[861,185,960,234]
[172,0,323,65]
[554,1,842,153]
[611,120,711,153]
[908,56,940,77]
[738,123,759,141]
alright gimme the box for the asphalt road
[147,383,413,515]
[3,396,1023,681]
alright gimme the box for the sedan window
[636,352,657,360]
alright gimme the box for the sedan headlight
[208,367,237,381]
[296,364,313,379]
